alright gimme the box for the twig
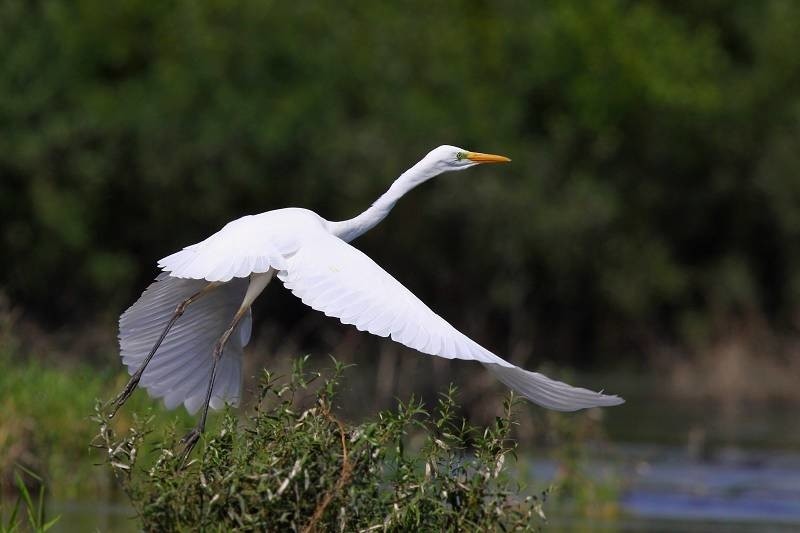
[302,405,352,533]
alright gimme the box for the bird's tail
[118,273,252,414]
[484,363,624,411]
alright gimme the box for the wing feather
[158,215,290,282]
[119,274,250,413]
[279,230,623,411]
[280,232,510,366]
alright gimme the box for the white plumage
[116,145,623,426]
[119,274,249,413]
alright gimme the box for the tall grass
[0,467,59,532]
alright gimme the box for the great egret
[110,145,623,458]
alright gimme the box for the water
[620,447,800,526]
[49,501,137,533]
[543,373,800,531]
[524,445,800,531]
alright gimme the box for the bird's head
[425,144,511,173]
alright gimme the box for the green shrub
[94,358,547,531]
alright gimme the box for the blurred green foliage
[0,314,195,501]
[2,0,800,363]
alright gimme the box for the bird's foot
[178,427,203,465]
[106,377,140,419]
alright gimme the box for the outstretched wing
[157,215,292,282]
[119,274,251,414]
[152,209,622,412]
[279,229,623,411]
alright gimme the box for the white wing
[125,210,302,414]
[279,230,623,411]
[157,214,292,282]
[151,208,622,411]
[119,274,250,414]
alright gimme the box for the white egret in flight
[110,145,623,458]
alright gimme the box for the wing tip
[485,362,626,412]
[580,392,625,409]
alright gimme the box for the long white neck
[328,156,442,242]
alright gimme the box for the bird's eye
[456,152,466,161]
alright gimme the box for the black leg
[108,283,217,419]
[179,307,247,464]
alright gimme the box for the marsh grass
[0,467,59,533]
[94,357,548,531]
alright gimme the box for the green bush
[94,358,547,531]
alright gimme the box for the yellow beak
[466,151,511,163]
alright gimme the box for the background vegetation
[2,0,800,363]
[1,0,799,528]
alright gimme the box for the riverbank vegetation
[1,321,617,529]
[95,358,548,531]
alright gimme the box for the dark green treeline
[2,0,799,365]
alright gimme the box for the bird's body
[112,145,623,458]
[159,208,324,281]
